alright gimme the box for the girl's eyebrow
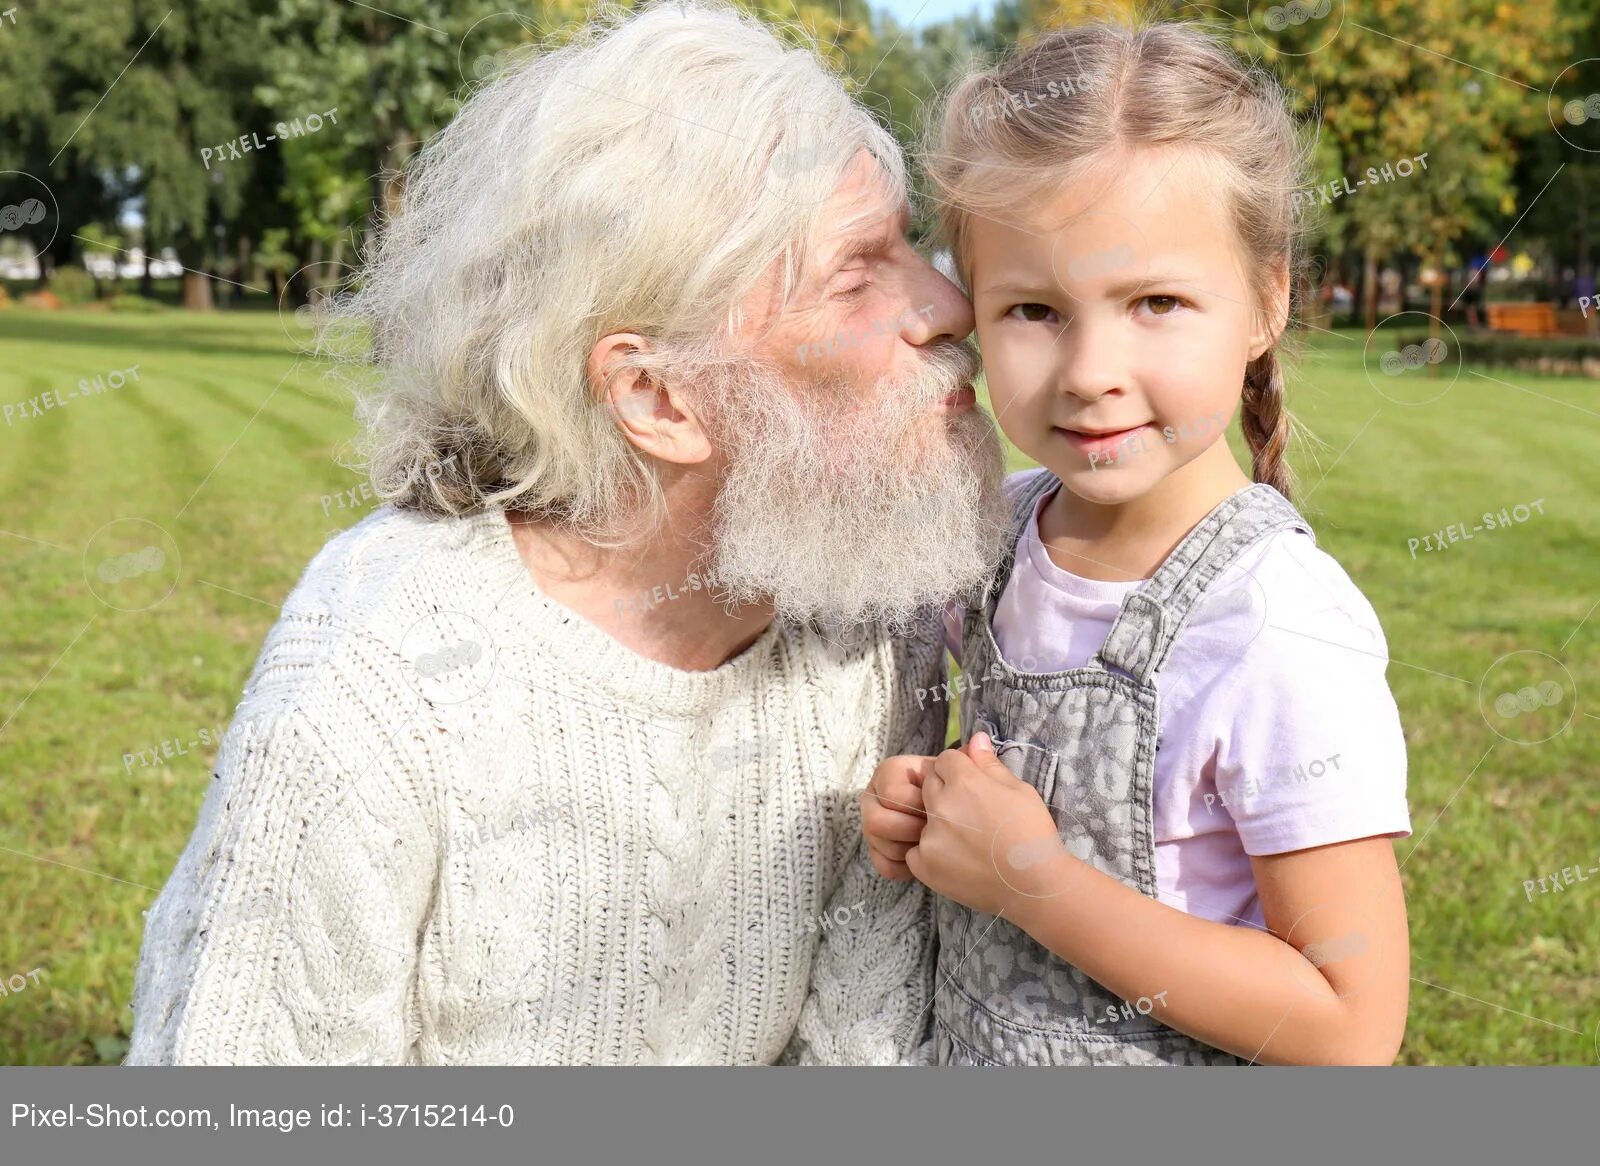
[977,278,1058,297]
[976,271,1205,302]
[1101,272,1201,297]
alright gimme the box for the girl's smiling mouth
[1054,423,1156,457]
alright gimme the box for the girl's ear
[1249,260,1292,361]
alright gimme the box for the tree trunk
[38,233,70,288]
[1430,247,1445,377]
[1362,246,1378,331]
[235,234,253,305]
[178,237,213,311]
[182,271,213,310]
[291,237,325,311]
[369,126,411,246]
[1578,164,1591,284]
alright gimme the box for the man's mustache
[806,338,982,412]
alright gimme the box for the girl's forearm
[1004,857,1389,1065]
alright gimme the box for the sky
[873,0,996,30]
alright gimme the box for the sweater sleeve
[123,699,436,1065]
[778,616,947,1066]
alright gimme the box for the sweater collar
[461,505,793,722]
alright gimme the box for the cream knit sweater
[123,504,944,1065]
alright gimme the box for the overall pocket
[972,712,1061,810]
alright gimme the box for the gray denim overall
[933,473,1315,1066]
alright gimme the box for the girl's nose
[1058,322,1126,402]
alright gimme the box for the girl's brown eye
[1010,303,1056,323]
[1146,296,1180,315]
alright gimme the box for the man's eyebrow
[832,234,881,268]
[824,200,914,271]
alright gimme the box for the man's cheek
[826,330,900,388]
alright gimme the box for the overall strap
[1092,484,1314,685]
[972,470,1061,615]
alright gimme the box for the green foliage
[105,294,169,313]
[47,265,96,305]
[1023,0,1583,284]
[4,0,1597,314]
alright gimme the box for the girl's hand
[861,755,935,880]
[907,732,1071,917]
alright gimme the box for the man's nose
[898,254,974,346]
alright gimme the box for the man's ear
[1249,261,1292,361]
[588,332,713,466]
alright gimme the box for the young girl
[863,19,1412,1065]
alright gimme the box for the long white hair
[324,0,907,544]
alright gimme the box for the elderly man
[124,0,1005,1065]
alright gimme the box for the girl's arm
[908,735,1410,1065]
[1011,834,1408,1064]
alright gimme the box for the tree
[0,0,144,287]
[36,1,269,308]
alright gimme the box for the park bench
[1554,308,1598,337]
[1486,302,1559,337]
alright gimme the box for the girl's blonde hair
[927,18,1312,499]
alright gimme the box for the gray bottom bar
[1,1067,1593,1166]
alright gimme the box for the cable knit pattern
[123,503,944,1065]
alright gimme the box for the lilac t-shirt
[945,471,1411,929]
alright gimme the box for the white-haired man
[125,0,1005,1065]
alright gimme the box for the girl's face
[967,146,1283,507]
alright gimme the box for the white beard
[689,342,1008,631]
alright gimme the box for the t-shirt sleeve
[1210,547,1412,857]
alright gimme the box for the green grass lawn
[1,308,1595,1064]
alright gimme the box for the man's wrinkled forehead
[815,198,914,281]
[742,152,910,331]
[808,152,912,280]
